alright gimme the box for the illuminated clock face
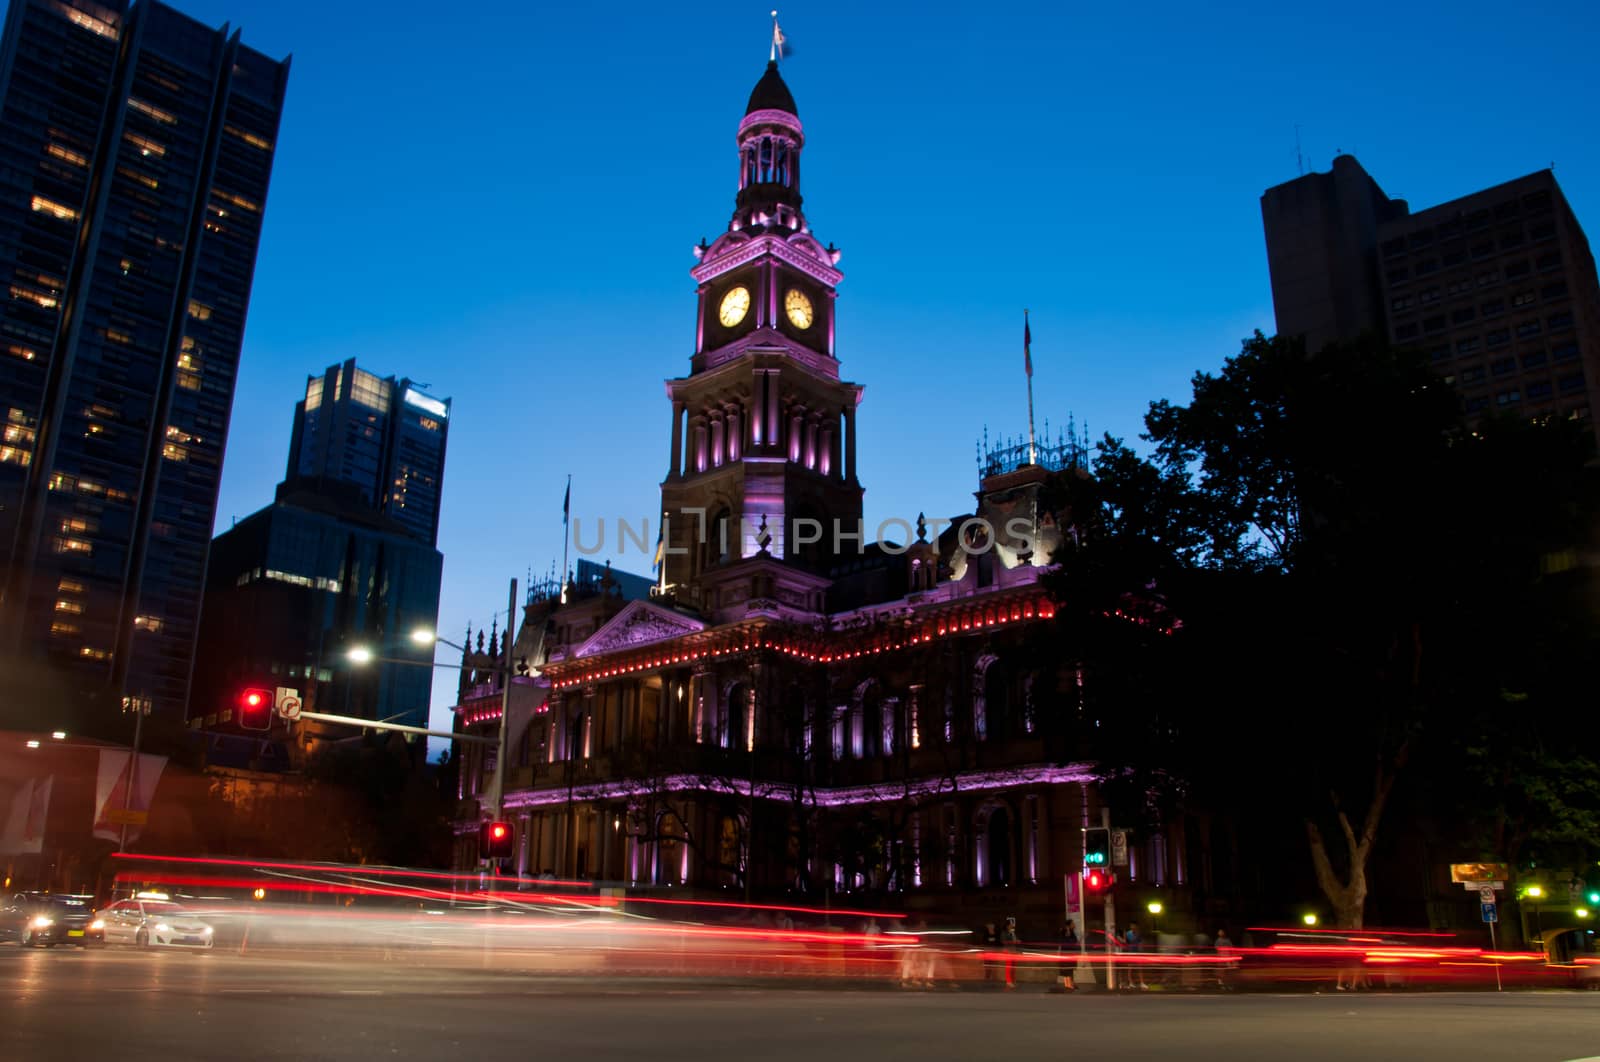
[718,286,750,327]
[785,288,814,330]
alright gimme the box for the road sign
[1452,862,1510,884]
[1480,902,1498,923]
[275,686,302,721]
[1111,829,1129,867]
[103,808,148,826]
[1478,885,1497,902]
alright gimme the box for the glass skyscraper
[286,359,450,547]
[0,0,288,735]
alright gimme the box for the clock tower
[660,60,864,612]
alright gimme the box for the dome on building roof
[745,61,797,117]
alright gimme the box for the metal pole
[491,577,517,821]
[1102,807,1116,991]
[1489,918,1502,991]
[294,710,494,744]
[118,701,144,854]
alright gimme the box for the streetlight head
[1147,901,1163,915]
[1526,885,1544,899]
[51,730,66,740]
[347,646,375,665]
[1302,913,1319,927]
[410,628,436,645]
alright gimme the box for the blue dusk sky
[175,0,1598,737]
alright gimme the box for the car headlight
[202,926,213,935]
[29,916,53,929]
[90,919,105,930]
[154,923,171,933]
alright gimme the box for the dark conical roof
[745,61,798,117]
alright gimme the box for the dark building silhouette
[0,0,288,735]
[190,480,442,733]
[189,362,450,734]
[1263,157,1600,442]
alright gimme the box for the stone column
[710,411,724,468]
[693,416,707,474]
[844,404,857,483]
[819,425,833,478]
[765,370,780,451]
[789,407,804,463]
[727,405,742,462]
[669,400,684,479]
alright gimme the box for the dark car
[0,892,104,947]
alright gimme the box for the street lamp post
[411,576,517,822]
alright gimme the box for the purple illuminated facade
[449,62,1186,916]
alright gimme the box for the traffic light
[237,688,273,731]
[479,820,513,860]
[1084,827,1110,869]
[1083,866,1114,894]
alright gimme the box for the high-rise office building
[1262,157,1600,443]
[189,364,450,733]
[190,479,443,734]
[286,359,450,547]
[0,0,288,734]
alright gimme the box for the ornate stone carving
[572,601,706,659]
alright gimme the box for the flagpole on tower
[771,10,784,62]
[560,473,571,603]
[1024,309,1038,466]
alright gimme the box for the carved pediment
[572,600,706,659]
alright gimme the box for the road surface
[4,945,1598,1061]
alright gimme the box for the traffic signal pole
[1103,807,1117,991]
[292,710,495,745]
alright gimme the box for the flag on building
[91,748,166,844]
[1024,312,1033,378]
[771,11,793,60]
[0,775,53,855]
[562,475,571,525]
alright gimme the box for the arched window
[852,680,879,759]
[723,681,750,750]
[984,660,1011,739]
[972,654,999,741]
[783,684,809,757]
[974,803,1013,888]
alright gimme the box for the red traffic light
[237,687,273,731]
[1084,867,1112,892]
[480,820,513,860]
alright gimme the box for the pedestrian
[982,922,999,983]
[899,916,931,989]
[1124,920,1146,989]
[1057,919,1079,992]
[1213,928,1233,989]
[998,914,1024,991]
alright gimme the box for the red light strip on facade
[542,593,1057,692]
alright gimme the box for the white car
[99,897,214,949]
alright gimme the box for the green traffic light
[1588,891,1600,905]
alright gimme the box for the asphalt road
[4,945,1599,1061]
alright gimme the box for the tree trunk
[1305,749,1405,929]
